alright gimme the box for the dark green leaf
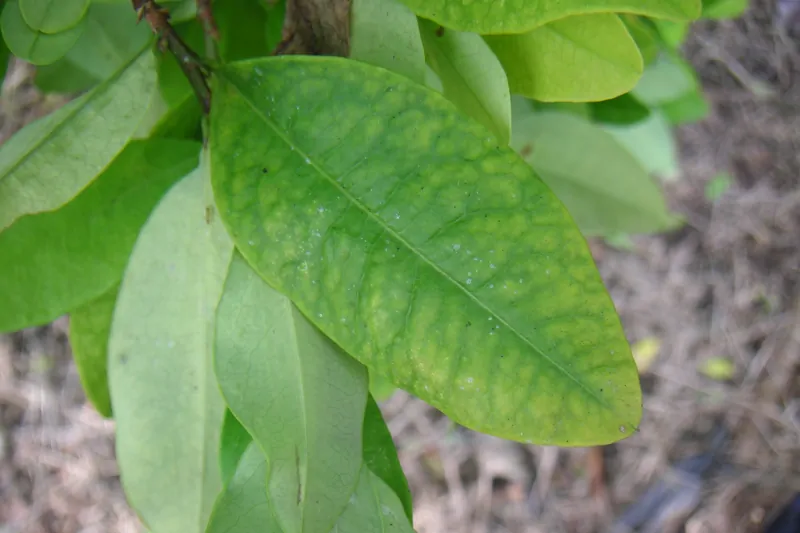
[1,0,85,65]
[512,112,677,236]
[108,156,232,533]
[0,48,157,230]
[68,284,118,418]
[485,14,643,102]
[0,37,9,82]
[19,0,89,34]
[396,0,701,34]
[350,0,426,84]
[264,0,285,52]
[219,410,252,486]
[419,18,511,143]
[589,93,651,125]
[0,139,199,333]
[211,56,641,446]
[215,252,369,532]
[216,0,270,62]
[156,20,203,107]
[363,395,413,521]
[34,56,97,93]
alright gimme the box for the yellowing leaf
[631,336,661,373]
[699,357,736,381]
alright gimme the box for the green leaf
[206,444,414,533]
[19,0,89,34]
[589,93,651,125]
[0,139,199,333]
[485,14,643,102]
[659,89,709,124]
[215,253,369,532]
[397,0,701,34]
[702,0,748,18]
[0,37,10,82]
[512,112,676,236]
[216,0,270,62]
[219,410,252,486]
[363,395,412,521]
[705,172,732,201]
[156,20,203,108]
[350,0,426,85]
[621,15,659,66]
[108,155,232,533]
[0,48,157,230]
[210,56,641,446]
[603,111,680,181]
[369,372,398,402]
[419,19,511,144]
[35,3,152,93]
[632,53,697,106]
[68,284,118,418]
[653,19,690,48]
[1,0,85,65]
[264,0,285,52]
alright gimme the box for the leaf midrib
[0,45,149,188]
[219,69,609,411]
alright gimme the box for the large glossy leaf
[68,284,118,418]
[206,444,414,533]
[511,112,676,237]
[419,19,511,143]
[210,56,641,446]
[108,157,232,533]
[19,0,89,33]
[484,14,643,102]
[0,48,157,230]
[215,253,369,532]
[0,139,200,333]
[363,395,412,521]
[350,0,426,85]
[397,0,701,34]
[1,0,84,65]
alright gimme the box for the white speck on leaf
[453,244,461,251]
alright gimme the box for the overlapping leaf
[19,0,89,34]
[210,56,641,446]
[69,284,118,417]
[0,140,199,333]
[108,158,232,533]
[1,0,84,64]
[0,48,157,230]
[350,0,426,84]
[485,14,643,102]
[511,112,677,236]
[397,0,701,34]
[419,19,510,143]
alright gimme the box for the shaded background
[1,1,798,531]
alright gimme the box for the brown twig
[196,0,219,40]
[131,0,211,113]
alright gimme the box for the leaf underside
[210,56,641,446]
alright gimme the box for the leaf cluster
[0,0,747,531]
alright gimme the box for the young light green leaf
[397,0,701,34]
[363,395,412,521]
[0,48,157,230]
[19,0,89,34]
[511,112,676,237]
[1,0,84,65]
[219,410,252,486]
[419,19,511,143]
[369,372,398,402]
[604,111,681,181]
[350,0,426,85]
[108,156,232,533]
[621,15,659,66]
[206,445,414,533]
[484,14,643,102]
[211,56,641,446]
[0,139,200,333]
[653,19,690,48]
[705,172,733,201]
[215,253,369,533]
[68,284,118,418]
[589,93,651,125]
[702,0,748,18]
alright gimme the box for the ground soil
[1,1,798,532]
